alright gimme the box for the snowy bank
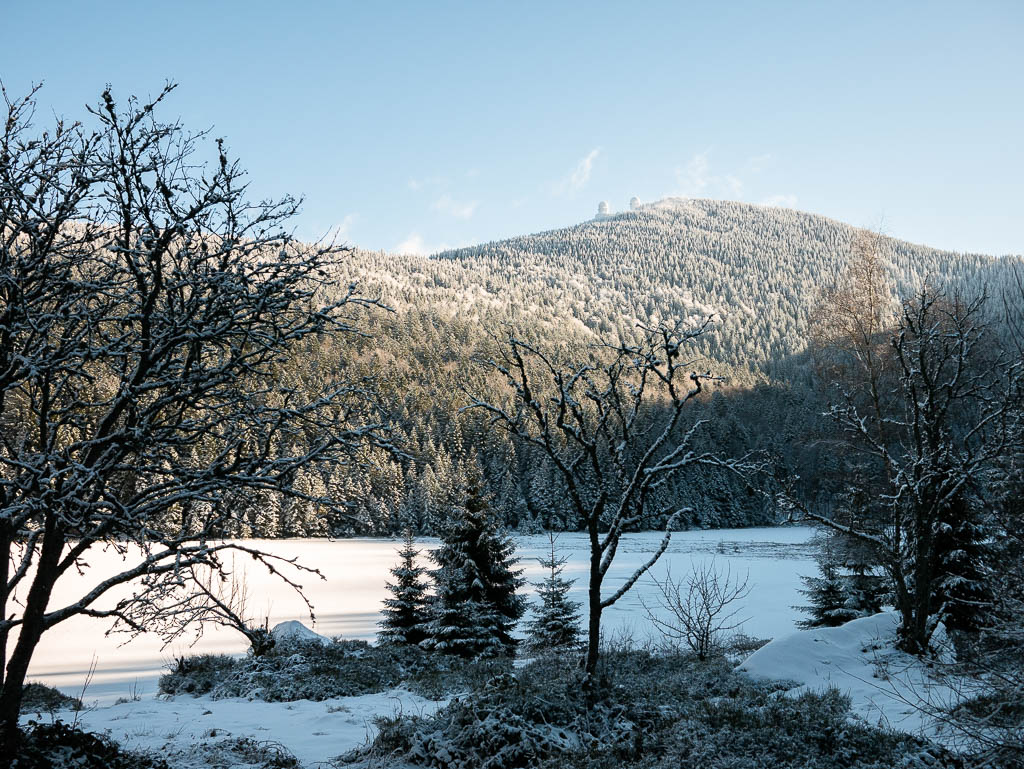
[738,612,961,738]
[22,688,445,767]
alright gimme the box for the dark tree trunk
[585,517,602,680]
[0,520,64,754]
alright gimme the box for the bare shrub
[641,560,751,660]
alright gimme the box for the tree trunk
[585,519,603,680]
[0,522,10,693]
[0,519,64,754]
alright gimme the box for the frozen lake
[25,526,816,704]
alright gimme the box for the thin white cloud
[725,175,744,199]
[552,148,601,196]
[407,175,445,192]
[675,151,711,196]
[394,232,453,255]
[570,149,600,191]
[432,194,478,219]
[674,151,747,201]
[313,213,358,244]
[395,233,427,254]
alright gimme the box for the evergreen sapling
[796,546,858,628]
[378,529,431,646]
[525,533,582,652]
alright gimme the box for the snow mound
[271,620,332,646]
[738,612,961,738]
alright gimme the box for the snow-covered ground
[18,526,821,767]
[25,526,817,705]
[738,612,962,740]
[18,527,970,766]
[21,688,445,767]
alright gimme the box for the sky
[2,1,1022,256]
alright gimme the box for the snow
[21,688,445,768]
[738,611,962,738]
[25,527,817,706]
[270,620,332,646]
[17,526,822,767]
[16,527,977,765]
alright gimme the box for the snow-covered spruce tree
[421,481,525,657]
[525,533,581,652]
[840,555,887,619]
[378,529,431,646]
[795,546,858,629]
[931,491,994,634]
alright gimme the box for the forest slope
[256,200,1022,536]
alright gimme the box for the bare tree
[640,560,751,660]
[131,558,287,657]
[809,229,899,427]
[0,83,388,749]
[788,288,1023,654]
[466,321,750,680]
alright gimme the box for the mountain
[261,199,1022,537]
[342,198,1019,383]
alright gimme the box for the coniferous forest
[216,198,1023,540]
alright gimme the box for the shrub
[343,648,963,769]
[19,683,81,714]
[160,638,511,702]
[11,720,169,769]
[159,653,240,696]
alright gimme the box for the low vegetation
[159,637,510,702]
[18,682,82,715]
[340,648,960,769]
[11,720,169,769]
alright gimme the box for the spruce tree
[834,535,887,619]
[796,547,858,629]
[421,481,526,657]
[525,533,582,652]
[931,492,994,634]
[378,529,431,646]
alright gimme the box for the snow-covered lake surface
[27,526,817,705]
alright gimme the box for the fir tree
[796,546,858,629]
[525,533,582,652]
[421,481,526,657]
[378,529,431,646]
[931,491,994,634]
[834,534,887,619]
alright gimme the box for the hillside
[341,198,1019,382]
[247,200,1022,537]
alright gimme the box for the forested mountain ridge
[246,199,1021,537]
[340,198,1019,383]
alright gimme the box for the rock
[270,620,332,646]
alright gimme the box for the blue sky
[3,1,1022,255]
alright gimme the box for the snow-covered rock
[271,620,332,646]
